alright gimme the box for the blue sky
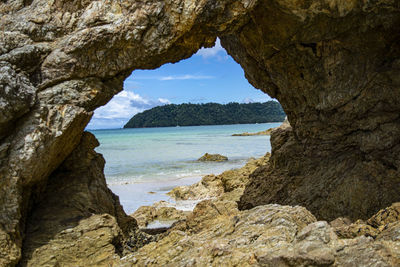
[87,39,273,129]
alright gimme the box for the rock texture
[125,201,400,266]
[228,1,400,220]
[1,0,400,265]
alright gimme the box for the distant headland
[123,101,286,128]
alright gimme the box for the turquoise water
[90,123,279,213]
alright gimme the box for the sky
[87,39,273,129]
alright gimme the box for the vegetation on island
[123,101,286,128]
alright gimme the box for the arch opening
[86,39,283,214]
[1,0,400,265]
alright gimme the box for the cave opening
[86,39,284,215]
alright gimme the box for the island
[124,101,286,128]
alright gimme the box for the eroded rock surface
[125,201,400,266]
[229,1,400,221]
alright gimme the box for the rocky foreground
[129,147,400,266]
[128,201,400,266]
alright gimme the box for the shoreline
[108,175,203,214]
[129,154,271,228]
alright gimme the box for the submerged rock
[232,118,290,136]
[197,153,228,162]
[232,129,273,136]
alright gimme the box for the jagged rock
[168,154,270,202]
[368,202,400,229]
[330,203,400,240]
[124,202,400,266]
[330,218,379,239]
[197,153,228,162]
[231,1,400,221]
[125,202,317,266]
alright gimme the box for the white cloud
[242,97,255,104]
[87,91,170,129]
[196,38,225,58]
[158,98,171,104]
[242,96,272,104]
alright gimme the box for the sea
[89,123,280,214]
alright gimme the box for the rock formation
[19,132,154,266]
[232,117,289,136]
[0,1,255,265]
[228,1,400,221]
[1,0,400,265]
[125,201,400,266]
[197,153,228,162]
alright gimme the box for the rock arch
[0,0,399,265]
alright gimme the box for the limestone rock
[197,153,228,162]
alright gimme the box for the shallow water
[90,123,279,213]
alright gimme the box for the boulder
[197,153,228,162]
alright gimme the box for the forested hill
[123,101,286,128]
